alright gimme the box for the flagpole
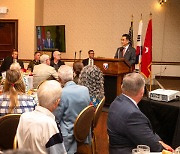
[139,14,143,73]
[131,14,134,47]
[149,12,152,92]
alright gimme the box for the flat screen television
[36,25,66,52]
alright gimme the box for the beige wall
[35,0,44,53]
[0,0,36,60]
[0,0,179,63]
[43,0,180,62]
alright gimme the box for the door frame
[0,19,18,50]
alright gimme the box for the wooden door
[0,19,18,59]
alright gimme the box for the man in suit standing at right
[114,34,136,66]
[82,50,95,66]
[107,73,173,154]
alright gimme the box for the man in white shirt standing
[17,80,67,154]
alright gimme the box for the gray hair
[53,51,60,57]
[10,63,21,71]
[37,80,62,109]
[79,65,104,101]
[40,54,49,64]
[58,65,73,83]
[121,73,145,96]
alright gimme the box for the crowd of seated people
[0,49,105,153]
[0,49,179,154]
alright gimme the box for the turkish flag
[141,19,152,78]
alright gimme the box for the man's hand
[159,141,174,152]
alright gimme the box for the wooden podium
[93,58,131,105]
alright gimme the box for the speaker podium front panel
[94,58,131,105]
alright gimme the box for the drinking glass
[132,148,140,154]
[0,85,3,95]
[137,145,150,154]
[175,146,180,154]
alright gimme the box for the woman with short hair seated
[0,70,36,116]
[79,65,104,108]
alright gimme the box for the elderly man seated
[53,65,90,154]
[50,51,65,71]
[17,80,67,154]
[33,54,58,88]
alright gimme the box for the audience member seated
[107,73,174,154]
[73,61,83,84]
[17,80,66,154]
[10,63,33,92]
[9,62,21,71]
[0,50,24,75]
[27,51,41,72]
[53,65,90,154]
[50,51,65,71]
[79,65,104,108]
[33,54,58,88]
[0,70,36,116]
[82,50,95,66]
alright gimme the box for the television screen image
[36,25,66,52]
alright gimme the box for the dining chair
[92,97,105,154]
[74,105,94,154]
[0,114,21,150]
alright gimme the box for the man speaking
[114,34,136,66]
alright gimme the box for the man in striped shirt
[17,80,67,154]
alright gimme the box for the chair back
[74,105,94,143]
[93,97,105,128]
[0,114,21,150]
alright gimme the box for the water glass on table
[137,145,150,154]
[175,146,180,154]
[132,148,140,154]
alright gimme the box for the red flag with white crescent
[141,19,152,78]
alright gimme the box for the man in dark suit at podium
[114,34,136,66]
[82,50,95,66]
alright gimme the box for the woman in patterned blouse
[78,65,104,108]
[0,69,36,116]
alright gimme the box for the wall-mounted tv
[36,25,66,52]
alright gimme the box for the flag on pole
[128,15,133,47]
[141,18,152,78]
[135,19,143,65]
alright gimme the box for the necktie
[48,39,50,48]
[90,59,93,66]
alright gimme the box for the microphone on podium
[74,51,77,62]
[79,50,82,59]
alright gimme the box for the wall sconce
[0,7,8,14]
[159,0,167,5]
